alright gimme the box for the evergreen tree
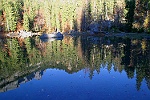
[23,13,30,31]
[23,0,37,31]
[2,0,21,31]
[125,0,136,32]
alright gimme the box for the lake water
[0,35,150,100]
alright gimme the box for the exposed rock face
[88,22,100,33]
[0,70,44,92]
[88,20,112,34]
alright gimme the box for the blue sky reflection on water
[0,67,150,100]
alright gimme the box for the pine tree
[23,13,29,31]
[2,0,21,31]
[125,0,136,32]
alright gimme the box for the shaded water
[0,35,150,100]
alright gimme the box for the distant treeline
[0,0,150,33]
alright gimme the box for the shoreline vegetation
[0,0,150,37]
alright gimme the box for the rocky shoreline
[0,31,150,40]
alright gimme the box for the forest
[0,0,150,33]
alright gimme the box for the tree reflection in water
[0,35,150,92]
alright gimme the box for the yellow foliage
[141,39,147,52]
[144,15,150,29]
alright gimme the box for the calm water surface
[0,35,150,100]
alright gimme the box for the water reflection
[0,70,44,92]
[0,35,150,92]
